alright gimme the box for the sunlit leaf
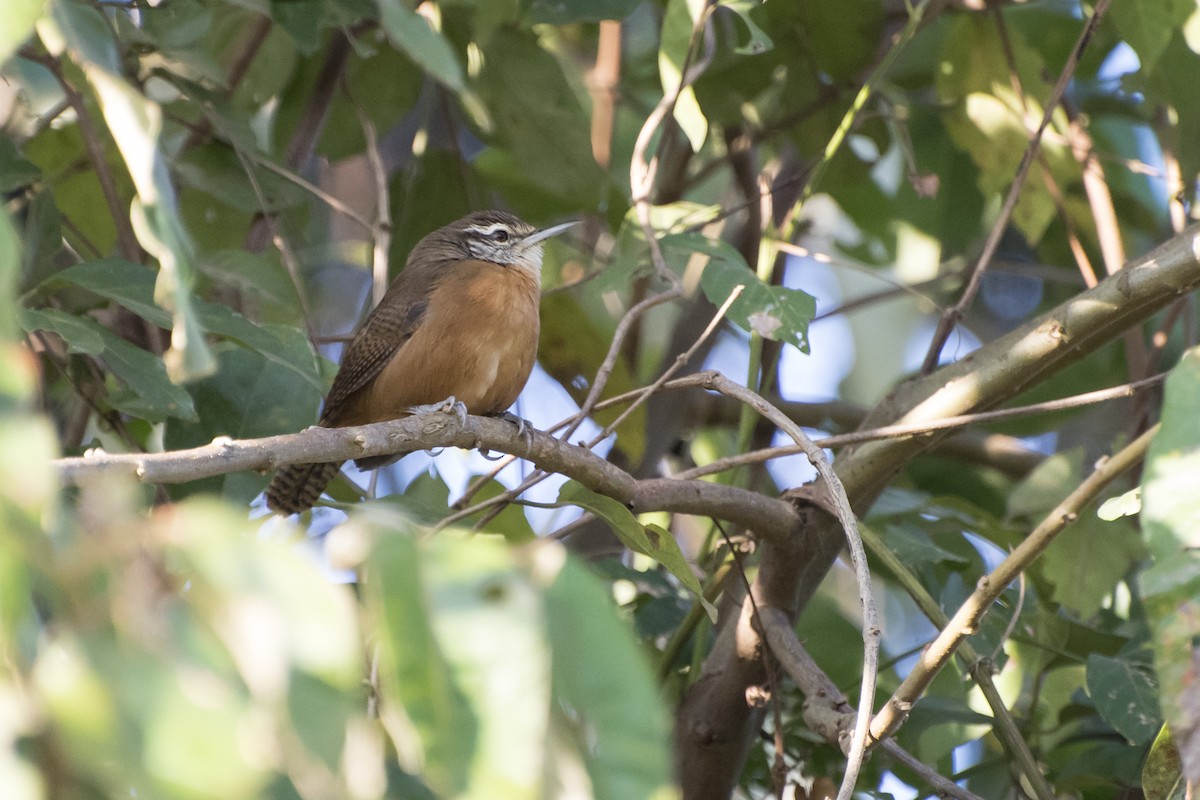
[377,0,464,91]
[663,233,816,353]
[1141,346,1200,778]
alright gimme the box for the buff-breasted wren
[265,210,576,514]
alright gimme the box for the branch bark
[674,223,1200,798]
[54,412,803,539]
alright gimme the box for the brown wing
[319,286,431,427]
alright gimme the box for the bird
[265,210,577,514]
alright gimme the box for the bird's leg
[407,395,468,426]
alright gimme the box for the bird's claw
[497,411,534,446]
[409,396,468,426]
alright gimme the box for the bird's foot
[497,411,534,446]
[409,396,468,426]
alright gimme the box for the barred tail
[265,460,344,514]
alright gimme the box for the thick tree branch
[676,223,1200,798]
[53,412,803,538]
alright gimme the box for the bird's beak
[522,219,580,247]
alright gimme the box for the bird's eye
[491,229,510,243]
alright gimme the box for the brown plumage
[265,210,576,514]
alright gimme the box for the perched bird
[265,210,576,514]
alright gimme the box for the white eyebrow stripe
[465,223,510,237]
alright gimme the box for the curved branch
[53,412,803,539]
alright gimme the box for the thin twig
[31,52,141,262]
[920,0,1112,373]
[758,609,987,800]
[697,373,877,800]
[869,423,1158,743]
[232,148,317,342]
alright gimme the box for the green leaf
[368,532,477,797]
[883,521,969,566]
[377,0,464,91]
[0,136,41,194]
[19,308,197,421]
[18,308,105,355]
[660,0,708,151]
[538,293,646,462]
[664,233,816,353]
[720,0,774,55]
[163,347,323,503]
[54,0,216,381]
[45,260,323,391]
[0,212,22,342]
[557,480,714,621]
[541,550,675,800]
[474,29,602,204]
[1107,0,1194,74]
[1037,513,1146,619]
[527,0,641,23]
[174,145,306,214]
[1141,346,1200,778]
[1143,725,1187,800]
[1086,654,1162,745]
[0,0,44,63]
[935,16,1076,245]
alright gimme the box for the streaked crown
[413,210,577,278]
[459,211,539,265]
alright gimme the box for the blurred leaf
[665,233,816,353]
[163,347,323,503]
[660,0,708,151]
[1107,0,1193,74]
[474,29,602,204]
[0,137,40,194]
[0,212,23,342]
[1141,346,1200,779]
[1143,725,1186,800]
[528,0,641,23]
[377,0,464,91]
[794,0,880,79]
[45,260,323,391]
[369,531,477,797]
[0,0,43,63]
[558,480,714,621]
[287,671,351,770]
[1086,654,1162,745]
[1037,514,1146,619]
[538,292,647,462]
[19,308,197,421]
[541,548,675,800]
[53,0,215,381]
[1007,450,1079,519]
